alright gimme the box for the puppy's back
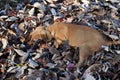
[47,22,111,49]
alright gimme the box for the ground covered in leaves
[0,0,120,80]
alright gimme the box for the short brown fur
[29,22,120,66]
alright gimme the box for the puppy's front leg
[76,45,92,67]
[54,39,62,48]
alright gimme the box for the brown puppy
[29,22,120,66]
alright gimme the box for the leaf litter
[0,0,120,80]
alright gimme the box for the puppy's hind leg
[76,45,92,67]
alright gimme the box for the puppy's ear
[45,30,52,41]
[40,31,47,40]
[40,30,52,42]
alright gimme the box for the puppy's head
[28,27,52,44]
[41,29,53,42]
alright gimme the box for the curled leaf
[14,48,26,56]
[1,38,8,49]
[28,59,39,68]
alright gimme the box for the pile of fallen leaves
[0,0,120,80]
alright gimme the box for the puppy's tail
[113,39,120,44]
[101,32,120,45]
